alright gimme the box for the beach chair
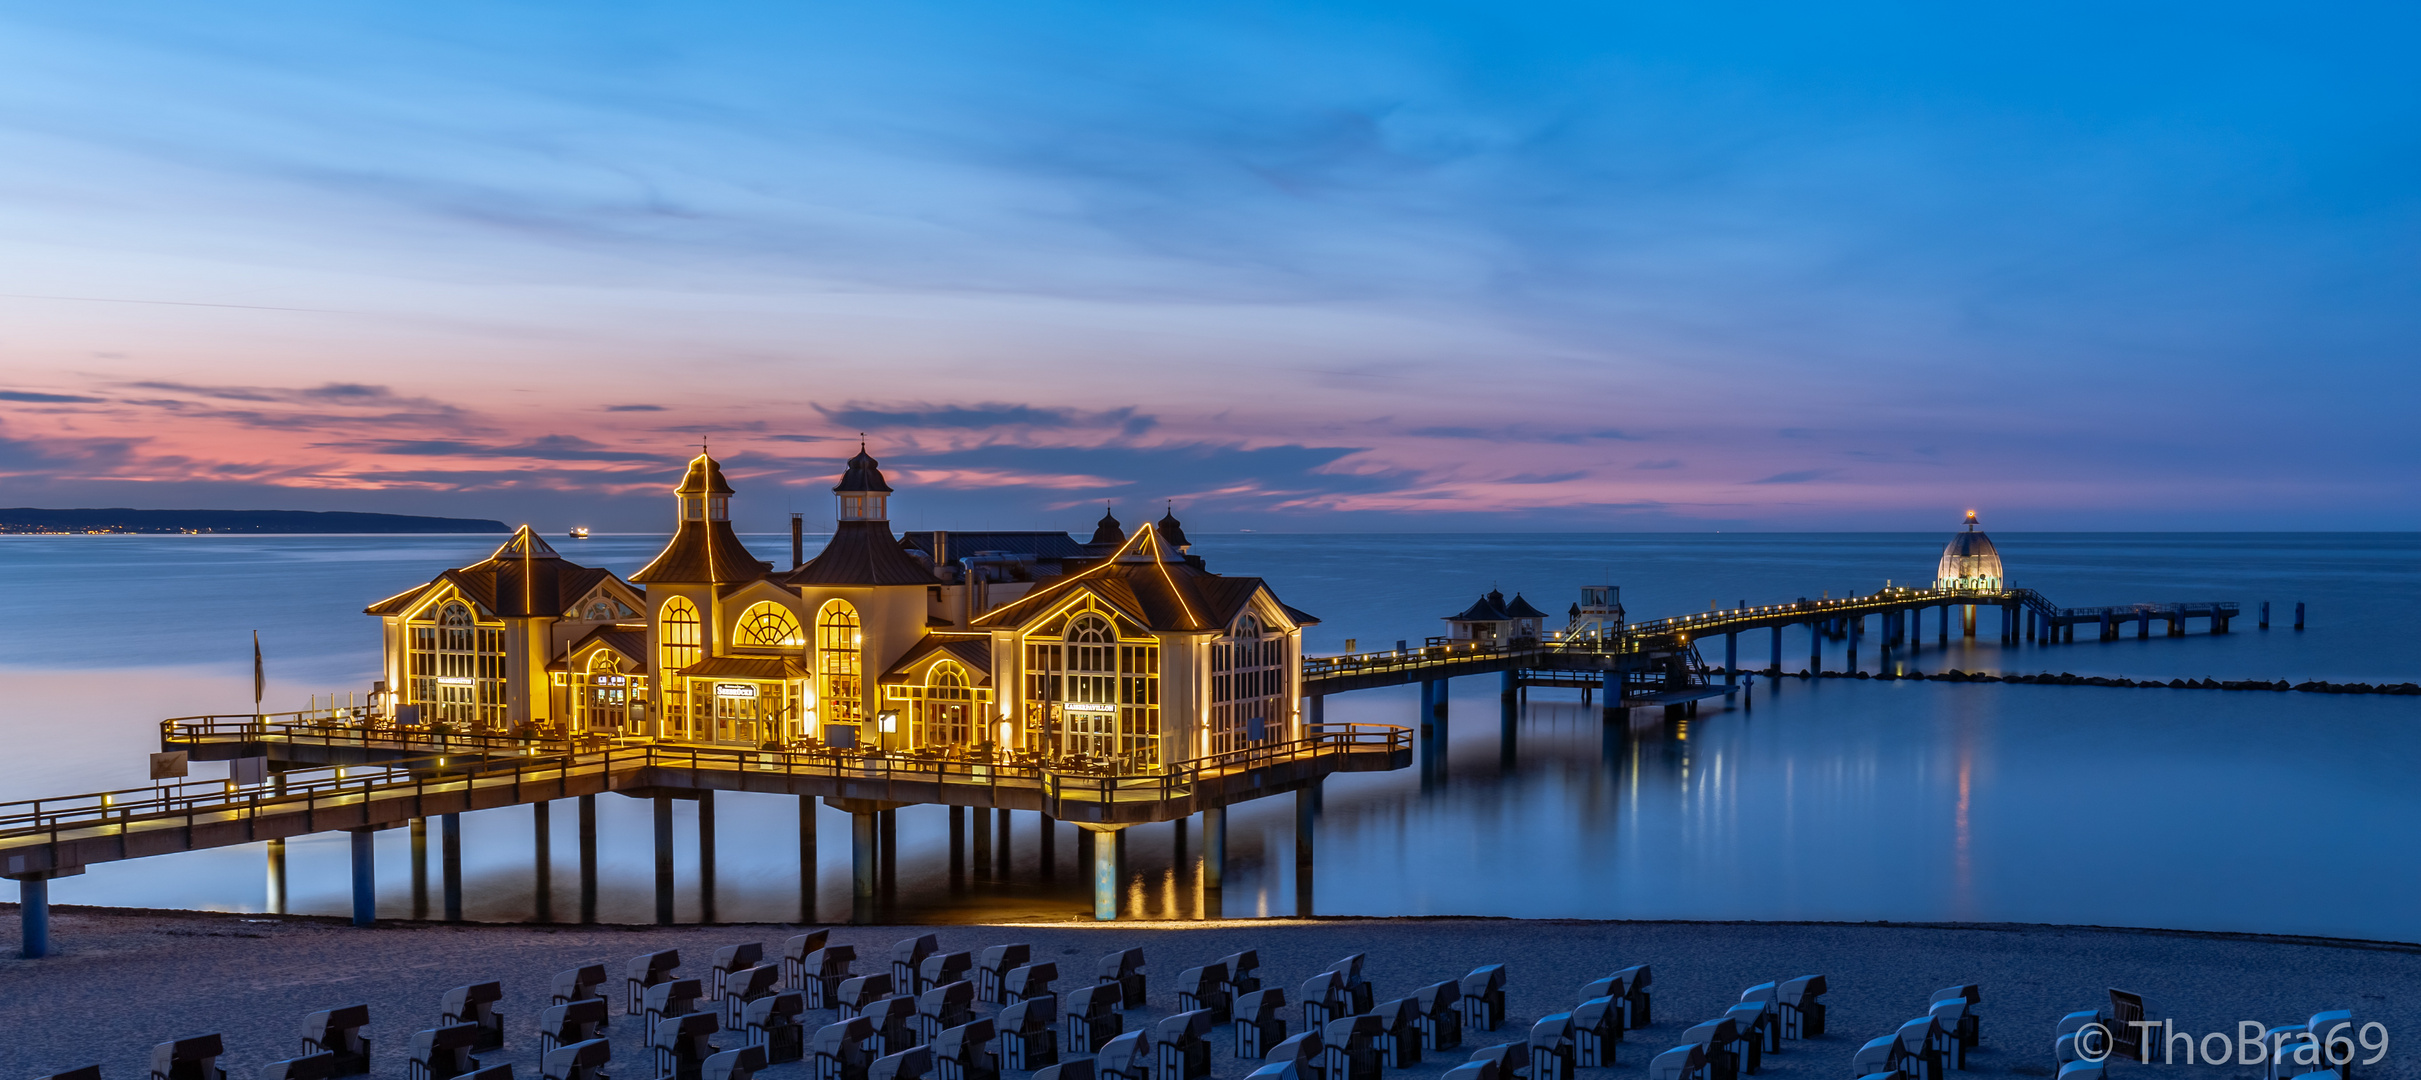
[654,1013,721,1080]
[1097,1030,1155,1080]
[440,983,506,1052]
[1250,1065,1313,1080]
[1731,995,1778,1055]
[1375,996,1424,1068]
[1301,972,1349,1032]
[1895,1019,1944,1080]
[1325,955,1374,1015]
[39,1066,102,1080]
[646,979,708,1035]
[627,951,682,1016]
[1034,1059,1095,1080]
[1099,948,1148,1010]
[2056,1062,2104,1080]
[806,946,858,1010]
[1854,1033,1907,1080]
[536,1000,608,1059]
[460,1067,511,1080]
[1581,973,1636,1030]
[1573,998,1622,1068]
[1719,1009,1767,1075]
[258,1054,337,1080]
[783,931,831,990]
[1177,962,1233,1022]
[704,1046,767,1080]
[1320,1014,1384,1080]
[976,944,1031,1004]
[1418,982,1465,1051]
[1067,983,1125,1053]
[551,966,608,1014]
[2306,1011,2356,1080]
[1611,966,1653,1028]
[1528,1014,1575,1080]
[1925,1000,1967,1070]
[914,981,976,1043]
[920,952,973,996]
[1683,1018,1743,1080]
[1930,986,1981,1049]
[539,1039,609,1080]
[892,935,941,990]
[1237,989,1290,1059]
[1779,977,1827,1040]
[839,974,897,1019]
[2106,992,2148,1064]
[864,995,920,1055]
[812,1017,877,1080]
[1460,966,1509,1033]
[1154,1010,1214,1080]
[405,1026,481,1080]
[1468,1042,1527,1080]
[1004,961,1058,1003]
[301,1004,373,1077]
[935,1019,998,1080]
[870,1048,933,1080]
[999,995,1059,1070]
[1647,1044,1706,1080]
[1221,950,1264,996]
[743,992,808,1064]
[724,966,782,1029]
[709,944,767,1001]
[1441,1059,1498,1080]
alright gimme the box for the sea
[1,531,2414,939]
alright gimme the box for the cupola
[834,444,893,522]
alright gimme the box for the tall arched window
[818,601,863,726]
[407,599,505,729]
[1211,612,1284,755]
[910,661,973,747]
[660,596,701,737]
[735,602,803,648]
[1026,603,1158,765]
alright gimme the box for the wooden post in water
[2295,602,2306,630]
[349,827,376,927]
[798,796,817,924]
[652,796,675,925]
[410,817,428,919]
[1202,807,1225,890]
[266,838,287,915]
[532,800,552,923]
[697,790,717,925]
[578,795,598,924]
[948,806,966,889]
[440,813,463,923]
[1040,812,1056,879]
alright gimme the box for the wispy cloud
[0,391,106,404]
[316,435,671,464]
[605,404,666,412]
[1748,469,1832,485]
[815,402,1158,436]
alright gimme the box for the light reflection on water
[0,532,2415,937]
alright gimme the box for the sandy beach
[3,908,2413,1080]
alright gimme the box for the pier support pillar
[652,796,675,925]
[349,827,376,927]
[1499,669,1519,762]
[1940,605,1950,644]
[2260,601,2270,629]
[1089,826,1124,921]
[2137,611,2150,639]
[1420,679,1447,733]
[1809,621,1822,672]
[1846,615,1861,672]
[1295,780,1319,917]
[1724,634,1737,685]
[698,791,717,925]
[998,809,1014,877]
[1075,826,1094,886]
[1202,806,1226,890]
[972,806,992,877]
[2296,602,2306,630]
[879,809,897,905]
[849,809,876,900]
[798,797,818,924]
[266,838,288,915]
[1040,812,1057,879]
[1963,605,1976,638]
[440,813,463,923]
[948,806,966,888]
[578,795,597,925]
[409,817,428,920]
[1770,626,1783,674]
[532,800,552,924]
[12,872,75,958]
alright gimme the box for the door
[438,683,476,726]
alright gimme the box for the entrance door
[714,687,762,745]
[438,683,476,726]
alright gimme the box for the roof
[785,519,940,587]
[973,523,1295,633]
[1502,593,1549,619]
[1156,507,1190,549]
[1089,506,1125,546]
[900,531,1092,562]
[880,634,996,684]
[835,445,893,494]
[365,526,624,618]
[675,452,736,496]
[677,655,806,680]
[1447,591,1511,622]
[629,517,772,585]
[551,626,650,671]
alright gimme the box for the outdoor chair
[1925,1001,1967,1070]
[870,1047,933,1080]
[743,992,808,1064]
[459,1067,511,1080]
[1097,1030,1155,1080]
[1779,977,1827,1040]
[1679,1019,1740,1080]
[709,944,767,1001]
[1067,983,1125,1053]
[811,1017,877,1080]
[645,979,707,1035]
[2306,1011,2355,1080]
[1647,1045,1706,1080]
[1003,962,1058,1003]
[723,966,783,1029]
[1249,1065,1312,1080]
[1034,1059,1095,1080]
[920,953,974,996]
[1325,955,1374,1015]
[1099,948,1148,1010]
[999,995,1059,1070]
[914,981,976,1043]
[1237,989,1290,1059]
[1373,997,1423,1068]
[301,1004,372,1076]
[1611,966,1653,1028]
[704,1046,768,1080]
[1320,1014,1384,1080]
[1460,966,1509,1033]
[1441,1059,1498,1080]
[628,951,683,1016]
[1468,1041,1527,1080]
[1853,1035,1907,1080]
[783,931,831,990]
[258,1054,337,1080]
[405,1026,481,1080]
[864,995,920,1054]
[1733,992,1779,1053]
[654,1013,721,1080]
[440,983,506,1052]
[539,1039,609,1080]
[976,945,1032,1004]
[839,974,897,1018]
[1894,1018,1944,1080]
[1154,1010,1214,1080]
[1177,962,1233,1023]
[806,946,859,1010]
[1220,950,1264,997]
[2056,1062,2104,1080]
[1720,1007,1770,1073]
[893,935,941,990]
[2106,992,2148,1064]
[1270,1032,1326,1076]
[1573,998,1622,1068]
[38,1068,101,1080]
[1417,982,1465,1051]
[1528,1014,1575,1080]
[1930,987,1981,1050]
[536,1000,608,1059]
[1581,974,1635,1030]
[1301,972,1349,1032]
[551,966,608,1013]
[934,1019,998,1080]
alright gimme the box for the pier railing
[162,712,571,757]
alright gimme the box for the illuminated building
[1935,510,2006,591]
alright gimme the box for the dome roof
[834,444,893,493]
[1090,505,1125,546]
[1156,505,1190,549]
[1936,512,2005,586]
[674,451,736,496]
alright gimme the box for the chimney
[790,513,804,569]
[933,530,948,567]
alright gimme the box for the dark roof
[1502,593,1549,619]
[974,527,1291,634]
[1446,591,1510,622]
[785,519,940,587]
[1280,602,1322,626]
[675,452,736,496]
[835,445,893,493]
[1089,506,1124,546]
[899,531,1092,562]
[629,517,772,585]
[1156,507,1190,549]
[880,634,996,684]
[552,625,649,671]
[365,526,623,617]
[678,655,805,680]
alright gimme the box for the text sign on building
[714,683,759,699]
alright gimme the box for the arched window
[576,650,630,731]
[1025,602,1159,766]
[406,597,505,730]
[1211,611,1285,756]
[819,601,863,725]
[659,596,701,738]
[909,661,974,747]
[735,602,803,649]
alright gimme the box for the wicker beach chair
[405,1026,480,1080]
[999,995,1059,1070]
[976,945,1032,1004]
[892,935,940,990]
[920,952,973,996]
[1153,1010,1214,1080]
[1067,983,1125,1053]
[1177,962,1233,1023]
[439,983,505,1052]
[539,1039,609,1080]
[783,931,831,990]
[743,992,808,1063]
[812,1017,877,1080]
[704,1046,768,1080]
[536,1000,607,1059]
[934,1019,998,1080]
[1099,948,1148,1010]
[708,944,766,1001]
[627,951,682,1016]
[301,1004,372,1077]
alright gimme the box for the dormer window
[838,492,887,521]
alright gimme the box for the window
[1211,612,1286,755]
[910,661,974,747]
[735,602,803,649]
[407,598,505,730]
[575,650,630,732]
[660,596,701,737]
[1024,601,1159,765]
[819,601,863,725]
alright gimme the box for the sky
[0,2,2416,533]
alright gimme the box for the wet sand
[3,907,2413,1080]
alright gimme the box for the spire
[1964,509,1980,531]
[1090,503,1125,547]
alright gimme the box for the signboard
[436,677,475,686]
[1064,702,1116,714]
[714,683,759,699]
[149,751,189,781]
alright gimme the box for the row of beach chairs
[1850,984,1980,1080]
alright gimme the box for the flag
[253,631,264,710]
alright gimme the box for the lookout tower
[1935,510,2005,592]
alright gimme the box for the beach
[4,908,2413,1080]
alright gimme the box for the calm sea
[1,532,2414,938]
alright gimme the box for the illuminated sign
[436,677,475,686]
[594,675,626,686]
[714,683,759,699]
[1064,702,1116,714]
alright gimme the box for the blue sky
[0,2,2415,531]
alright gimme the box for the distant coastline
[0,507,510,535]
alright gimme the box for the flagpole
[253,631,265,734]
